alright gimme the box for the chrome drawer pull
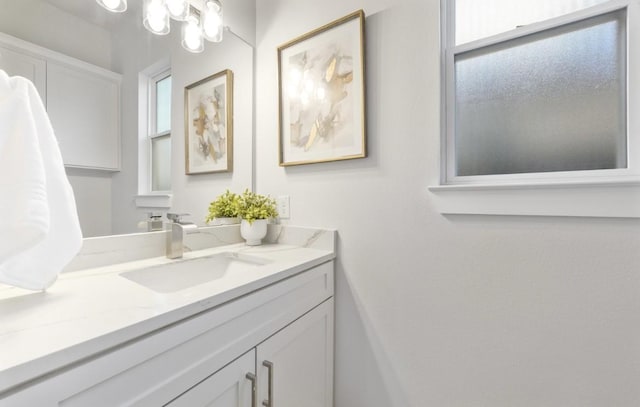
[246,372,257,407]
[262,360,274,407]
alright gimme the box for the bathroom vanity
[0,226,335,406]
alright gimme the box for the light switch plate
[277,195,290,219]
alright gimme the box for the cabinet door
[46,61,120,170]
[257,298,334,407]
[166,349,256,407]
[0,45,46,100]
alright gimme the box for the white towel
[0,70,82,290]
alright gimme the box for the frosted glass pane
[156,76,172,134]
[456,0,610,44]
[454,10,626,177]
[152,135,171,191]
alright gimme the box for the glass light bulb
[144,0,170,35]
[185,24,200,49]
[96,0,127,12]
[202,0,223,42]
[166,0,188,20]
[203,13,221,37]
[182,17,204,53]
[102,0,121,9]
[148,15,166,32]
[148,0,166,20]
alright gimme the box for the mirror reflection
[0,0,254,238]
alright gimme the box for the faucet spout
[166,213,198,259]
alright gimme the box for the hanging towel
[0,70,82,290]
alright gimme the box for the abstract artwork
[185,69,233,174]
[278,10,366,166]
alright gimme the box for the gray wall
[255,0,640,406]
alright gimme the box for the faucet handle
[167,213,190,223]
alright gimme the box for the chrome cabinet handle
[262,360,274,407]
[246,372,257,407]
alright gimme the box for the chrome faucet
[166,213,198,259]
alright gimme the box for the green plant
[205,190,240,224]
[237,189,278,224]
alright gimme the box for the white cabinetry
[0,45,46,99]
[1,261,334,407]
[0,32,121,171]
[171,299,334,407]
[46,61,120,170]
[257,300,334,407]
[167,350,256,407]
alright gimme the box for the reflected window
[149,72,172,191]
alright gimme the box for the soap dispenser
[145,212,164,232]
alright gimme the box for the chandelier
[95,0,224,53]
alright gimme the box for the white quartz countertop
[0,234,335,394]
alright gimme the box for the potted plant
[205,190,240,225]
[237,189,278,245]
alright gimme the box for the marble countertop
[0,226,335,395]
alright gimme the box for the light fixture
[182,15,204,53]
[97,0,228,53]
[165,0,189,21]
[202,0,223,42]
[96,0,127,13]
[143,0,170,35]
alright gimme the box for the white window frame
[430,0,640,218]
[136,59,173,209]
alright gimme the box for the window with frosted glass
[452,9,626,177]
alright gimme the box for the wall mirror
[0,0,255,238]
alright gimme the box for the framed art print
[278,10,367,166]
[185,69,233,174]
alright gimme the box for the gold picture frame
[184,69,233,174]
[278,10,367,166]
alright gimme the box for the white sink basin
[120,252,272,293]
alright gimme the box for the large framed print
[278,10,366,166]
[184,69,233,174]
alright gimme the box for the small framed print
[184,69,233,174]
[278,10,367,166]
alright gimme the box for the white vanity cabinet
[166,349,256,407]
[0,32,121,171]
[256,299,334,407]
[1,261,334,407]
[169,299,333,407]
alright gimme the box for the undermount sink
[120,252,272,293]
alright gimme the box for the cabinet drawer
[2,261,333,406]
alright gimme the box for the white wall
[0,0,114,238]
[0,0,112,69]
[256,1,640,406]
[110,3,255,234]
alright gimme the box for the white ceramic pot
[211,217,240,226]
[240,219,268,246]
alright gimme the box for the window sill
[135,194,173,209]
[428,178,640,218]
